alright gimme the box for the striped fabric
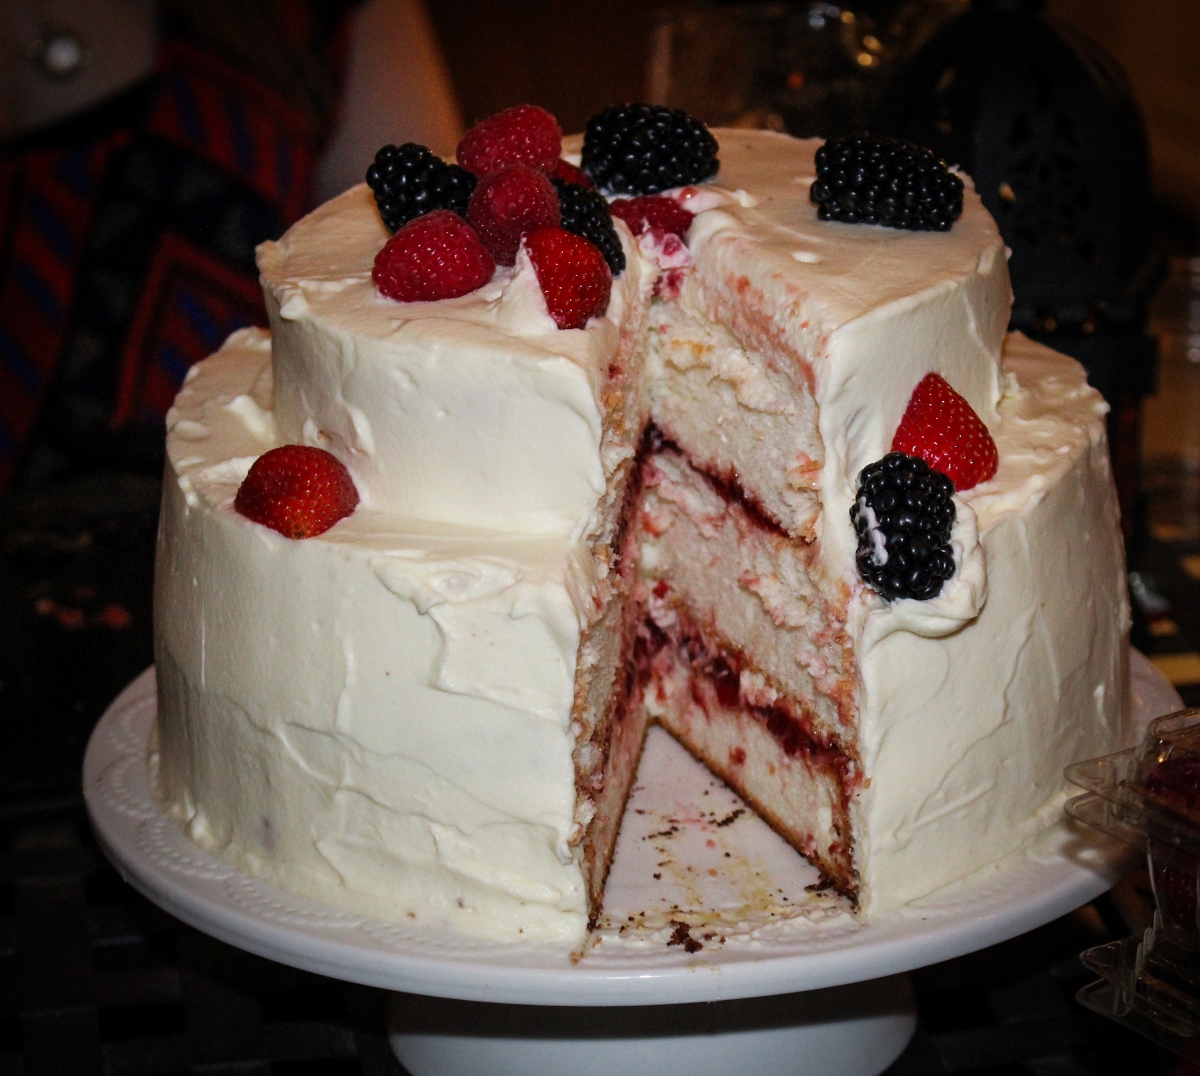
[0,9,350,488]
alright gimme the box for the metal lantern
[872,0,1162,544]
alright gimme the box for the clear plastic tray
[1066,708,1200,1058]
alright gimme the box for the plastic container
[1066,708,1200,1059]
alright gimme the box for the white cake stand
[84,653,1178,1076]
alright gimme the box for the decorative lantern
[873,0,1163,546]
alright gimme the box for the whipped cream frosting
[155,330,598,944]
[852,334,1129,911]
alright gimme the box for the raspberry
[372,210,495,302]
[456,104,563,177]
[552,178,625,275]
[582,103,718,194]
[365,142,476,233]
[551,158,594,188]
[810,136,964,231]
[523,226,612,331]
[891,373,998,491]
[851,453,956,601]
[1140,754,1200,822]
[609,195,694,240]
[466,164,561,266]
[235,445,359,539]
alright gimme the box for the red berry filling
[610,195,694,240]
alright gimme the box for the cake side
[154,329,602,946]
[852,332,1131,912]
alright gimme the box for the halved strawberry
[891,373,998,492]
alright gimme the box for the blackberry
[850,452,956,601]
[582,103,719,195]
[366,143,477,233]
[810,136,964,232]
[552,178,625,275]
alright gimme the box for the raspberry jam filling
[637,605,859,793]
[648,427,789,539]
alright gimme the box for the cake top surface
[256,184,652,394]
[683,130,1008,330]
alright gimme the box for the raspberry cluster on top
[365,102,715,331]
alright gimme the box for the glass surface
[647,0,966,138]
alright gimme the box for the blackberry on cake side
[153,112,1130,945]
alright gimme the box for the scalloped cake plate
[84,651,1176,1008]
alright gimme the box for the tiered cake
[153,120,1130,948]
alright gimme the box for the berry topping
[366,143,476,233]
[235,445,359,539]
[581,103,719,194]
[851,452,956,602]
[552,178,625,275]
[810,135,964,231]
[456,104,563,177]
[551,158,594,188]
[372,210,495,302]
[466,163,561,266]
[523,226,612,331]
[609,195,694,240]
[891,373,998,491]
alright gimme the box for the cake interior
[570,425,864,922]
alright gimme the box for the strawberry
[523,226,612,330]
[457,104,563,177]
[609,195,694,240]
[551,158,594,189]
[467,164,560,266]
[372,210,495,302]
[234,445,359,539]
[891,373,998,492]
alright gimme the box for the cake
[152,110,1131,948]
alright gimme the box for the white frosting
[257,185,656,540]
[851,334,1130,912]
[155,331,595,945]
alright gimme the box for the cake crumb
[667,920,703,953]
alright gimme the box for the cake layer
[638,441,854,742]
[155,329,606,945]
[645,301,824,540]
[258,185,657,541]
[639,333,1130,912]
[641,624,857,898]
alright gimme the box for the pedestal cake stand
[84,653,1177,1076]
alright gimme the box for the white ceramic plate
[84,652,1177,1007]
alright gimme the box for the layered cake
[153,106,1130,946]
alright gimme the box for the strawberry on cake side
[153,104,1131,947]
